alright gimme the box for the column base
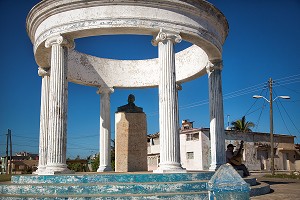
[153,162,186,173]
[209,163,222,171]
[41,164,74,175]
[32,165,47,175]
[97,165,112,172]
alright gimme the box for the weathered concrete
[27,0,228,70]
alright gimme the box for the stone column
[34,67,50,175]
[207,59,226,171]
[152,29,185,173]
[97,87,114,172]
[44,35,74,174]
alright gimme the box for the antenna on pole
[227,114,230,127]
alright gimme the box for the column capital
[152,28,182,46]
[45,35,75,49]
[97,87,114,95]
[38,67,50,77]
[206,59,223,73]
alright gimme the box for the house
[147,119,299,172]
[0,152,38,174]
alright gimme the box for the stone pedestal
[115,112,147,172]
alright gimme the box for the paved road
[251,177,300,200]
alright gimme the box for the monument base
[39,164,74,175]
[115,112,147,172]
[32,165,46,175]
[154,162,186,173]
[97,166,112,172]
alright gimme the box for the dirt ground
[251,177,300,200]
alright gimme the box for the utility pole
[5,130,8,174]
[5,129,12,174]
[269,78,274,176]
[253,78,290,176]
[9,129,12,174]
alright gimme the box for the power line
[273,73,300,82]
[275,82,300,95]
[244,87,268,116]
[254,90,268,132]
[274,99,291,135]
[275,91,300,135]
[68,134,99,140]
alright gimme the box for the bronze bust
[117,94,143,113]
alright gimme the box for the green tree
[231,116,255,132]
[68,162,85,172]
[67,155,88,172]
[111,139,115,171]
[91,154,99,172]
[91,139,115,172]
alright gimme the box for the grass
[0,174,12,182]
[264,173,300,180]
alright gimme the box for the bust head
[128,94,135,104]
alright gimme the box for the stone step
[11,172,215,184]
[0,191,209,200]
[1,172,270,199]
[244,176,257,186]
[250,181,271,197]
[0,180,208,195]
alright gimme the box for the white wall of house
[179,131,211,170]
[147,127,298,172]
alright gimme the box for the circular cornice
[26,0,229,88]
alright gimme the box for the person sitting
[226,141,250,177]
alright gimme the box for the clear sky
[0,0,299,159]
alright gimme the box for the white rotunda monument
[26,0,229,175]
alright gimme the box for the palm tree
[231,116,255,132]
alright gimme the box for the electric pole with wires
[269,78,274,176]
[5,129,12,174]
[253,78,291,176]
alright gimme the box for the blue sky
[0,0,299,159]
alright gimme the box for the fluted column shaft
[35,67,50,174]
[44,35,74,174]
[207,60,226,171]
[152,29,185,173]
[97,87,114,172]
